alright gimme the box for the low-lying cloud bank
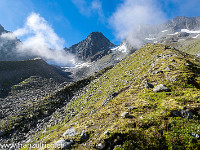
[1,12,75,66]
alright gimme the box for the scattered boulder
[180,110,193,119]
[102,92,118,106]
[54,139,74,149]
[63,128,76,137]
[0,130,6,137]
[164,66,171,71]
[128,106,137,110]
[169,77,177,82]
[191,133,199,138]
[81,130,88,140]
[181,106,186,110]
[153,84,171,92]
[70,121,78,127]
[171,59,176,62]
[96,142,106,150]
[185,63,190,66]
[144,82,154,88]
[171,110,193,119]
[120,112,129,118]
[153,70,163,74]
[103,131,110,135]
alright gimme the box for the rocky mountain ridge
[65,32,115,62]
[0,58,67,97]
[125,16,200,49]
[166,16,200,30]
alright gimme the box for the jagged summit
[0,24,6,34]
[122,16,200,49]
[65,32,115,62]
[166,16,200,30]
[87,31,108,40]
[0,24,27,61]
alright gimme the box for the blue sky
[0,0,200,47]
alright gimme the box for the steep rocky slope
[63,50,128,81]
[19,43,200,150]
[65,32,115,62]
[160,36,200,57]
[63,40,134,81]
[166,16,200,30]
[0,58,67,97]
[0,66,112,148]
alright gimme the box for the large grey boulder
[144,82,154,88]
[153,84,171,92]
[191,133,199,138]
[171,110,193,119]
[54,139,74,149]
[81,130,88,140]
[120,112,129,118]
[63,128,76,137]
[96,142,106,150]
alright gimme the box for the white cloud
[91,0,105,21]
[16,12,65,50]
[109,0,166,47]
[1,12,76,66]
[71,0,90,16]
[1,32,16,40]
[71,0,105,21]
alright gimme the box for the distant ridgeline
[0,58,67,97]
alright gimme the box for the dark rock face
[0,24,32,61]
[0,66,109,145]
[0,58,67,97]
[65,32,115,62]
[144,82,154,88]
[166,16,200,31]
[0,24,6,34]
[171,110,193,119]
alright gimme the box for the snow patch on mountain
[193,34,200,38]
[161,30,168,33]
[145,38,156,41]
[111,44,127,53]
[180,29,200,34]
[62,62,92,70]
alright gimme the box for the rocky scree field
[0,65,113,148]
[17,43,200,150]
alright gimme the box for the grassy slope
[23,44,200,150]
[163,37,200,56]
[179,38,200,55]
